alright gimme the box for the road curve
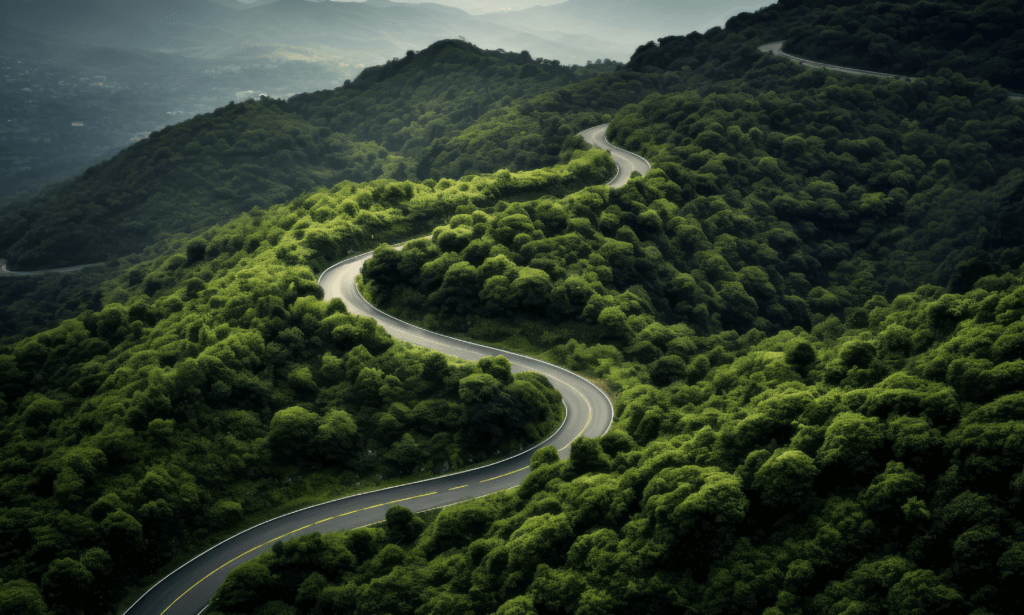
[758,40,916,81]
[122,126,641,615]
[758,40,1024,101]
[0,260,104,276]
[579,124,652,188]
[13,126,650,282]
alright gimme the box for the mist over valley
[1,0,768,202]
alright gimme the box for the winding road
[758,40,916,81]
[580,124,652,188]
[122,126,645,615]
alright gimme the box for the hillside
[0,100,388,269]
[779,0,1023,92]
[0,151,615,615]
[0,0,1023,613]
[239,3,1021,615]
[627,0,1023,92]
[0,0,620,204]
[0,40,604,271]
[5,2,1021,272]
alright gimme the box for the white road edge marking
[124,124,634,615]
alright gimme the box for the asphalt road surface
[579,124,652,188]
[758,40,1024,101]
[122,125,644,614]
[758,40,917,81]
[0,260,103,276]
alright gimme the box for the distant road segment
[758,40,917,81]
[758,40,1024,101]
[0,260,103,276]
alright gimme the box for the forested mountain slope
[366,56,1024,343]
[1,0,1023,613]
[0,104,387,270]
[629,0,1023,92]
[0,152,614,615]
[217,270,1024,615]
[238,77,1021,615]
[10,1,1019,273]
[314,6,1020,615]
[0,40,606,271]
[0,39,672,341]
[780,0,1022,92]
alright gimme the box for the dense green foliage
[236,3,1024,615]
[289,47,614,181]
[0,154,619,615]
[365,65,1024,343]
[607,76,1024,300]
[628,0,1023,93]
[3,0,1024,613]
[780,0,1024,91]
[0,41,638,344]
[208,270,1024,615]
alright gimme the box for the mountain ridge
[0,39,609,270]
[2,0,610,63]
[477,0,773,55]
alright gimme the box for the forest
[0,41,616,271]
[0,152,614,615]
[0,0,1023,613]
[777,0,1023,91]
[204,271,1024,615]
[627,0,1022,92]
[365,56,1023,343]
[349,70,1023,615]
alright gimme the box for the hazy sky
[379,0,566,13]
[233,0,569,15]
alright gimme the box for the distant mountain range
[3,0,776,66]
[0,0,776,201]
[477,0,774,53]
[2,0,609,66]
[0,0,606,201]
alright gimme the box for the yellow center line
[449,485,468,490]
[312,491,437,524]
[159,491,437,615]
[543,373,595,448]
[480,466,529,483]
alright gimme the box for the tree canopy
[2,0,1024,613]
